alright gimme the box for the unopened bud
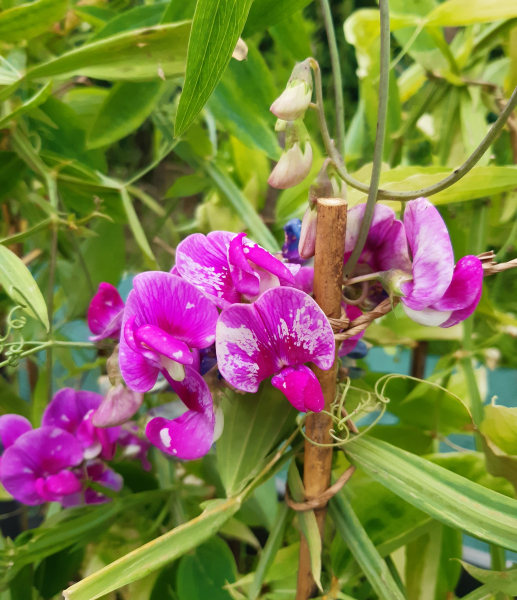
[269,121,312,189]
[270,59,313,121]
[92,383,144,428]
[309,159,334,208]
[299,205,318,259]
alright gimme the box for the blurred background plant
[2,0,517,598]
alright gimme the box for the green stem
[46,225,58,404]
[343,0,390,278]
[319,0,345,156]
[0,217,54,246]
[0,341,96,369]
[490,545,508,600]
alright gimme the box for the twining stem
[0,341,96,370]
[297,197,347,600]
[342,0,390,278]
[319,0,345,156]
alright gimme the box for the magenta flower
[119,272,219,392]
[62,460,123,507]
[145,365,218,460]
[0,427,84,505]
[0,414,32,454]
[175,231,300,308]
[88,283,125,342]
[216,287,335,412]
[398,199,484,327]
[42,388,120,461]
[338,305,365,357]
[118,424,151,471]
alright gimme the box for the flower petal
[271,365,324,412]
[0,415,32,449]
[243,238,296,285]
[92,384,144,428]
[290,266,314,294]
[135,325,193,365]
[88,283,125,341]
[401,303,452,327]
[401,198,455,310]
[42,388,103,433]
[146,367,215,460]
[175,231,240,307]
[338,305,365,357]
[45,470,82,496]
[431,255,484,312]
[268,142,313,190]
[228,232,260,296]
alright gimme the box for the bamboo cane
[296,197,347,599]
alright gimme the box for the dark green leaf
[90,4,167,42]
[242,0,313,37]
[0,375,30,419]
[34,546,85,599]
[174,0,254,137]
[161,0,196,23]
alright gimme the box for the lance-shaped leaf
[0,83,53,129]
[459,561,517,595]
[0,245,49,330]
[329,492,406,600]
[287,461,322,591]
[426,0,517,27]
[345,436,517,552]
[174,0,254,137]
[120,188,157,268]
[27,22,191,82]
[0,0,67,43]
[242,0,314,37]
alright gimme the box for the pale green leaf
[426,0,517,27]
[90,4,166,41]
[88,82,164,149]
[459,561,517,595]
[0,82,53,129]
[480,404,517,455]
[120,188,157,268]
[0,245,49,330]
[329,492,406,600]
[175,0,254,137]
[73,6,115,28]
[217,382,297,497]
[0,0,67,43]
[63,497,241,600]
[345,436,517,552]
[219,517,261,550]
[27,23,191,82]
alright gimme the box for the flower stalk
[296,197,347,599]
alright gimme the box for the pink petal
[228,232,261,296]
[0,415,32,449]
[244,238,296,285]
[146,367,215,460]
[44,470,82,496]
[271,365,324,412]
[216,287,335,393]
[431,256,484,312]
[135,325,193,365]
[92,384,144,428]
[290,266,314,294]
[401,198,455,311]
[338,305,365,357]
[175,231,241,306]
[42,388,103,433]
[88,283,125,341]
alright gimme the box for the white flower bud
[270,59,313,121]
[268,141,313,189]
[299,205,318,259]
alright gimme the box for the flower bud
[268,120,313,190]
[92,383,144,428]
[271,59,313,121]
[299,205,318,259]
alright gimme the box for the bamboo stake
[296,197,347,599]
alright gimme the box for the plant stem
[0,341,96,370]
[297,197,347,600]
[46,224,58,404]
[490,545,509,600]
[319,0,345,156]
[342,0,390,278]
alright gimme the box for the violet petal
[0,415,32,450]
[271,365,325,412]
[88,283,125,341]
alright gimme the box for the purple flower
[62,460,123,507]
[118,424,151,471]
[282,218,303,264]
[92,384,144,428]
[145,365,218,460]
[338,305,365,357]
[216,287,335,412]
[42,388,120,461]
[399,199,483,327]
[0,427,84,505]
[175,231,300,309]
[0,414,32,454]
[119,272,219,392]
[88,283,125,342]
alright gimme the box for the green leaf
[405,524,444,600]
[459,561,517,595]
[120,188,157,268]
[174,0,254,137]
[287,462,322,591]
[87,82,164,149]
[219,517,261,550]
[217,382,297,497]
[27,22,191,82]
[0,375,30,419]
[74,6,115,29]
[176,537,237,600]
[248,503,291,600]
[426,0,517,27]
[242,0,313,37]
[165,173,210,198]
[481,404,517,455]
[0,0,67,43]
[0,82,53,129]
[344,436,517,552]
[34,546,85,600]
[0,152,25,202]
[329,492,406,600]
[0,245,49,330]
[161,0,197,24]
[63,497,241,600]
[31,371,48,428]
[90,4,166,41]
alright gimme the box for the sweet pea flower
[0,427,84,505]
[92,384,144,428]
[0,414,32,455]
[216,287,335,412]
[118,424,151,471]
[119,272,218,392]
[42,388,120,461]
[270,59,313,121]
[146,365,221,460]
[175,231,300,309]
[88,283,125,342]
[62,460,123,507]
[338,305,365,357]
[398,199,483,327]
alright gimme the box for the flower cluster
[0,388,149,506]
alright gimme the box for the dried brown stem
[286,465,355,512]
[297,198,347,600]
